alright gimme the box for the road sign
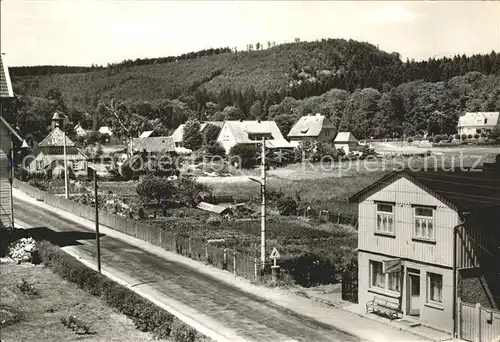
[383,258,401,273]
[269,247,280,259]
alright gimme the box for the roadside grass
[0,263,157,342]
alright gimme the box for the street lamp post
[89,166,101,273]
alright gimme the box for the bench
[366,296,401,320]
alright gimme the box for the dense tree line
[9,47,232,77]
[5,38,500,144]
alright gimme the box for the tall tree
[183,119,202,150]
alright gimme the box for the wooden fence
[458,298,500,342]
[13,180,261,281]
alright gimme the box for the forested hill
[5,38,500,142]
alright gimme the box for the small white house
[216,120,294,155]
[457,112,500,135]
[287,113,336,147]
[334,132,358,154]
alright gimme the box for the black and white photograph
[1,1,499,341]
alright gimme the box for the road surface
[14,196,357,342]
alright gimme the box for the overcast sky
[1,0,499,66]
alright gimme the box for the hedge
[37,241,211,342]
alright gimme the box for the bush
[407,137,413,143]
[206,216,222,226]
[428,137,434,143]
[206,142,226,157]
[461,134,467,140]
[454,134,460,140]
[474,134,480,139]
[228,144,260,169]
[467,134,473,139]
[277,196,298,216]
[36,241,207,341]
[171,319,198,342]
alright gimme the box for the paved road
[14,196,357,342]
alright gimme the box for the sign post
[269,247,281,282]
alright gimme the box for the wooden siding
[0,123,12,228]
[457,208,500,269]
[27,152,87,173]
[358,176,459,267]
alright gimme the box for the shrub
[481,132,487,138]
[474,134,480,139]
[36,241,207,341]
[454,134,460,140]
[407,137,413,143]
[277,196,298,216]
[428,137,434,143]
[171,319,198,342]
[228,144,260,169]
[461,134,467,140]
[206,216,222,226]
[467,134,473,139]
[206,142,226,157]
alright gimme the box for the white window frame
[375,202,395,235]
[426,272,443,307]
[71,160,79,170]
[369,260,401,294]
[413,206,435,241]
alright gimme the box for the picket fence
[458,298,500,342]
[13,180,261,280]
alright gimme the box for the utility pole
[63,128,69,199]
[250,137,267,271]
[93,167,101,273]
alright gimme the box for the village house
[26,113,88,177]
[287,113,336,147]
[172,121,224,148]
[0,55,27,229]
[349,166,500,337]
[334,132,359,154]
[216,120,294,155]
[457,112,500,135]
[74,123,88,138]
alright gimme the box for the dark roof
[349,168,500,211]
[0,55,14,98]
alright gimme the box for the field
[0,262,156,342]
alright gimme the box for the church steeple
[51,112,65,129]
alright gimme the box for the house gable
[358,174,459,267]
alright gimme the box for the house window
[248,133,272,141]
[71,161,79,170]
[427,273,443,304]
[36,160,44,170]
[370,261,401,293]
[414,206,434,240]
[376,203,394,234]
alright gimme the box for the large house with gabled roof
[216,120,294,154]
[349,165,500,335]
[26,114,88,177]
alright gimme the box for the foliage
[277,196,298,216]
[136,176,175,205]
[174,178,211,207]
[229,144,260,169]
[202,123,221,147]
[183,120,202,151]
[206,142,226,157]
[36,241,209,341]
[7,39,500,148]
